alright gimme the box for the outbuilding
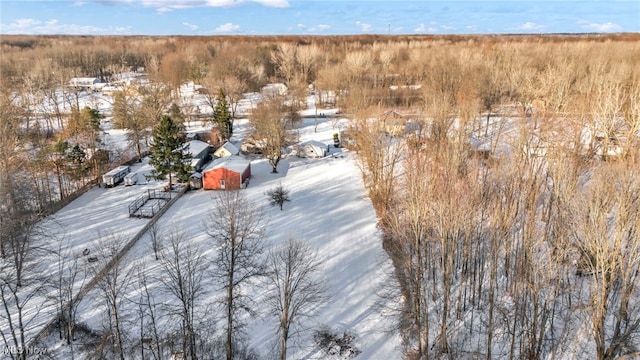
[69,77,102,90]
[189,172,203,190]
[102,165,130,187]
[298,140,327,158]
[202,156,251,190]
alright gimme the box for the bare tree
[0,156,48,352]
[266,183,291,211]
[249,98,292,173]
[569,164,640,360]
[0,212,49,360]
[90,234,134,360]
[148,221,162,261]
[112,88,151,161]
[221,75,248,121]
[0,261,49,360]
[266,236,328,360]
[350,107,405,218]
[271,43,298,85]
[204,191,266,360]
[133,264,164,360]
[158,229,208,360]
[51,237,87,357]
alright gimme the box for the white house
[69,77,103,90]
[213,141,240,158]
[261,83,288,98]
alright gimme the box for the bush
[313,326,361,358]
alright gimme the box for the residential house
[202,156,251,190]
[69,77,103,91]
[213,141,240,158]
[185,140,212,172]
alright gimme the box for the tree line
[1,33,639,359]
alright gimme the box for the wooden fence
[28,185,188,348]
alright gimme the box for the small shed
[124,172,138,186]
[202,156,251,190]
[189,172,203,190]
[298,140,327,158]
[102,165,130,187]
[213,141,240,158]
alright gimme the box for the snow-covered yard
[26,110,400,358]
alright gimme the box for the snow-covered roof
[301,140,327,149]
[261,83,288,97]
[69,77,101,86]
[185,140,210,157]
[213,141,239,157]
[203,155,250,174]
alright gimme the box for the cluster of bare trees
[21,191,327,360]
[2,33,640,359]
[343,38,640,359]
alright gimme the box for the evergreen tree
[168,103,186,125]
[67,143,88,180]
[148,115,192,186]
[212,88,232,139]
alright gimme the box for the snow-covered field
[14,81,402,358]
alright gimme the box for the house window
[220,180,225,189]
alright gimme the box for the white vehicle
[124,172,138,186]
[102,166,130,187]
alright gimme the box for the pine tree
[212,88,232,139]
[168,103,185,125]
[148,115,192,187]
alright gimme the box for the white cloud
[306,24,331,33]
[0,18,131,35]
[465,25,477,30]
[96,0,134,5]
[580,21,622,32]
[295,23,331,33]
[251,0,289,7]
[415,23,437,33]
[515,22,544,31]
[356,21,371,32]
[3,18,42,31]
[214,22,241,33]
[183,22,199,31]
[135,0,288,10]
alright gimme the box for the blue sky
[1,0,638,35]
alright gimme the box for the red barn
[202,156,251,190]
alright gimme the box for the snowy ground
[20,83,402,358]
[58,116,401,359]
[9,159,166,346]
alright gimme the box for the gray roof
[185,140,211,157]
[214,141,239,157]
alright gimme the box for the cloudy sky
[1,0,638,36]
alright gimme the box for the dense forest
[1,33,640,359]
